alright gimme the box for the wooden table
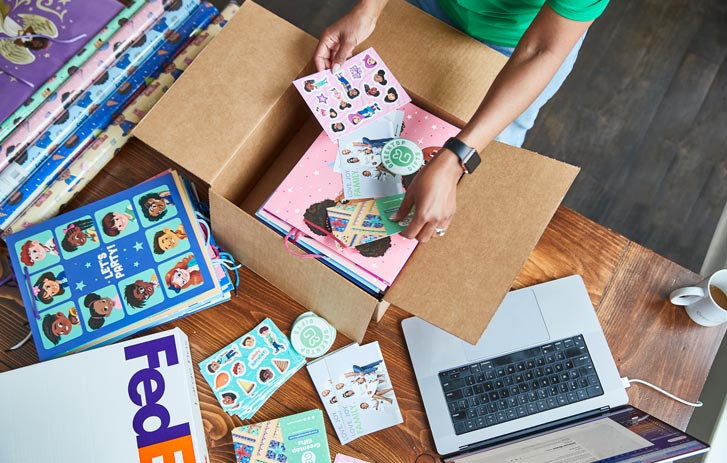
[1,139,725,463]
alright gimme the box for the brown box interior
[134,0,580,344]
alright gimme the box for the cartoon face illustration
[304,80,315,92]
[259,368,274,383]
[373,69,387,85]
[152,227,184,254]
[207,361,221,374]
[42,312,72,345]
[84,293,116,330]
[125,279,156,308]
[241,336,255,348]
[20,239,56,266]
[64,224,88,248]
[165,255,203,293]
[339,100,351,110]
[363,54,378,68]
[34,271,66,304]
[221,392,237,406]
[385,87,399,103]
[332,122,345,133]
[138,192,170,220]
[329,108,338,118]
[59,218,97,253]
[364,84,379,97]
[102,211,131,236]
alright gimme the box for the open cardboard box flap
[134,0,579,344]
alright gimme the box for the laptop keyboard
[439,335,604,435]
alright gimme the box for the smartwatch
[443,137,481,174]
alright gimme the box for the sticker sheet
[293,48,411,141]
[334,455,371,463]
[200,318,305,420]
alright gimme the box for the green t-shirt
[437,0,609,47]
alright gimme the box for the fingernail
[389,214,398,221]
[332,63,341,74]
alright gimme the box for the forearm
[354,0,389,23]
[457,6,592,152]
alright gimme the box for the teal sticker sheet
[200,318,306,420]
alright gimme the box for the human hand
[314,3,381,72]
[391,150,463,242]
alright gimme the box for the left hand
[390,149,463,242]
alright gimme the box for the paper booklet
[293,48,411,141]
[232,409,331,463]
[5,170,224,360]
[307,342,403,444]
[0,328,208,463]
[260,102,458,287]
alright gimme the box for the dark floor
[223,0,727,273]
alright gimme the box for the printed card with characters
[200,318,306,420]
[293,48,411,141]
[307,342,403,444]
[5,171,221,360]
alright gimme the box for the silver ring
[435,227,446,237]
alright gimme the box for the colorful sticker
[293,48,411,140]
[30,264,71,309]
[159,253,205,298]
[37,302,84,349]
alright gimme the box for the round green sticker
[381,138,424,175]
[291,314,336,358]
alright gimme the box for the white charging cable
[621,377,703,407]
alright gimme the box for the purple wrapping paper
[0,0,125,122]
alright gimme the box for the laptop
[402,275,710,461]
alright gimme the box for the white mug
[670,269,727,326]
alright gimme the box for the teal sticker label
[381,138,423,175]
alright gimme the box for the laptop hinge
[445,407,611,462]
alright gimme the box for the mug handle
[670,286,705,306]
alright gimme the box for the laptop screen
[448,405,708,463]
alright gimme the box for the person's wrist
[355,0,387,24]
[434,148,466,181]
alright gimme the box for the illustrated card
[337,110,405,200]
[293,48,411,141]
[232,409,330,463]
[6,171,220,360]
[307,342,403,444]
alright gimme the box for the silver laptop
[402,275,709,461]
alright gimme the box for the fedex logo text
[125,334,196,462]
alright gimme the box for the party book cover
[5,170,221,360]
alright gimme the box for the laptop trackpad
[462,289,550,361]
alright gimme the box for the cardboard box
[134,0,579,344]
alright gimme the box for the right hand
[314,7,379,72]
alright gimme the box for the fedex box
[134,1,579,344]
[0,328,208,463]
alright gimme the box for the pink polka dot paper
[262,103,459,286]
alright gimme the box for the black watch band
[443,137,481,174]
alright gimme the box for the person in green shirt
[314,0,608,243]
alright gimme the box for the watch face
[464,152,481,174]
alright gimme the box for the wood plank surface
[0,141,723,462]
